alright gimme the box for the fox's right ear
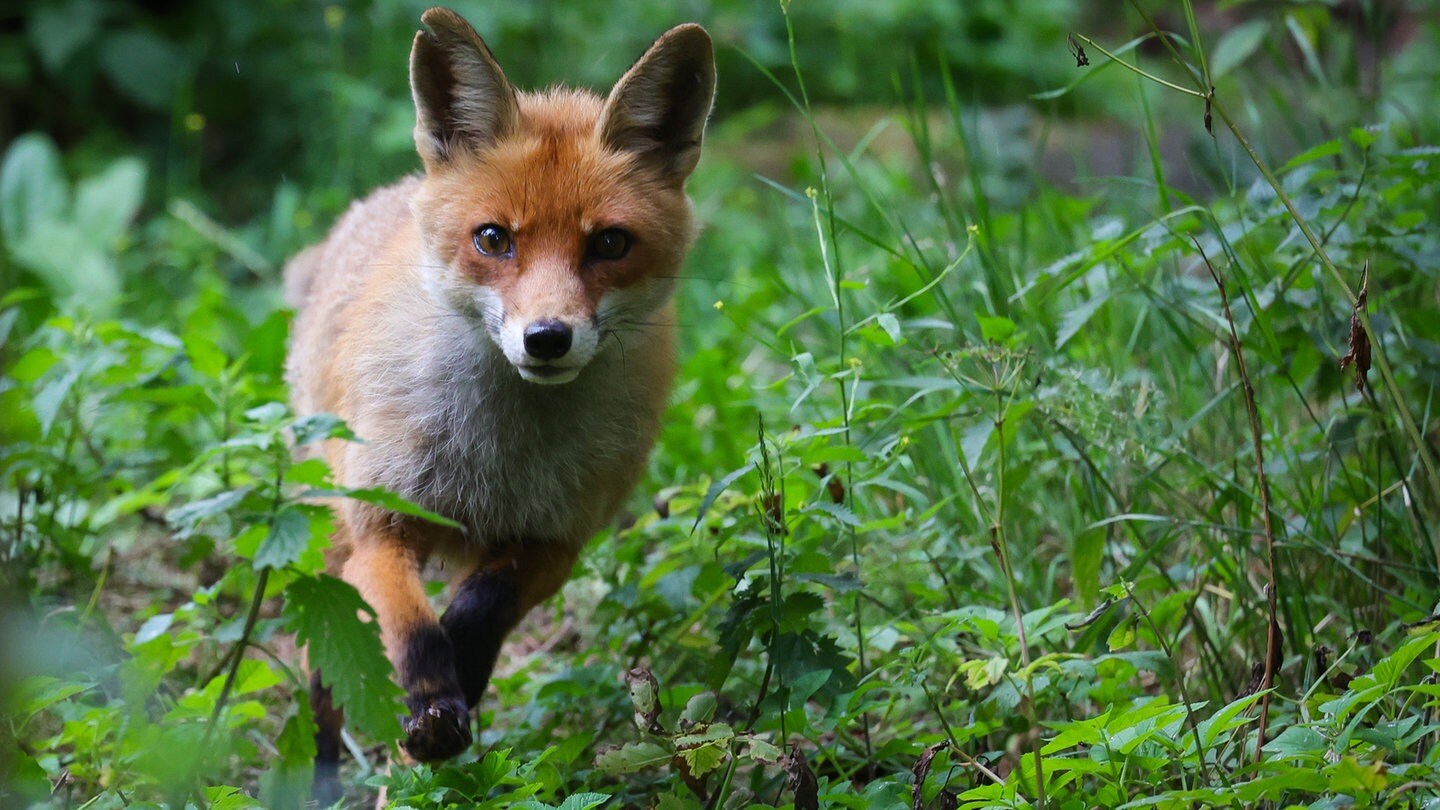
[409,7,518,168]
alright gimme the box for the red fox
[283,7,714,799]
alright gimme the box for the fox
[282,7,715,801]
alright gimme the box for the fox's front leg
[342,535,472,762]
[442,546,580,709]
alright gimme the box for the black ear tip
[420,7,457,28]
[420,7,477,40]
[664,23,713,54]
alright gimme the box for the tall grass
[3,2,1439,808]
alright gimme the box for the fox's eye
[588,228,631,261]
[473,224,513,257]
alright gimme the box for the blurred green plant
[3,0,1440,808]
[0,134,145,310]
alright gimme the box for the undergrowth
[3,1,1440,808]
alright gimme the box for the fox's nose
[522,320,573,360]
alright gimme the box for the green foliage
[4,1,1440,808]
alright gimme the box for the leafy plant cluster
[4,1,1440,808]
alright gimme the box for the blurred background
[4,1,1440,807]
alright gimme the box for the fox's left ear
[600,24,716,183]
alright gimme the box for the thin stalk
[988,362,1046,807]
[781,1,872,761]
[1118,0,1440,515]
[1196,240,1281,764]
[1070,34,1205,98]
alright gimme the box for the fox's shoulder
[282,174,423,311]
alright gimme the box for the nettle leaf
[252,505,314,570]
[285,574,404,742]
[554,793,611,810]
[291,412,356,446]
[204,786,264,810]
[167,487,251,535]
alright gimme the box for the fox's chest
[370,343,662,546]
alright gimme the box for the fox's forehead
[419,89,667,234]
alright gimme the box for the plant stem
[1196,240,1281,764]
[782,0,872,762]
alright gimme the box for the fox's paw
[401,694,472,762]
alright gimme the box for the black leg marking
[310,669,344,806]
[440,570,520,709]
[398,624,472,762]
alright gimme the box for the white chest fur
[344,308,665,548]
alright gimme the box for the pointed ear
[599,24,716,183]
[409,7,519,168]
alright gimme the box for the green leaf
[1280,139,1342,173]
[252,505,312,570]
[690,464,751,532]
[1210,20,1268,79]
[555,793,611,810]
[292,413,356,445]
[1107,618,1137,651]
[680,692,717,727]
[167,487,251,535]
[9,675,95,719]
[27,0,104,73]
[332,487,462,529]
[594,741,672,774]
[31,363,80,436]
[0,133,67,245]
[745,737,783,763]
[1071,529,1103,608]
[73,157,145,247]
[205,786,264,810]
[261,701,318,807]
[285,574,404,742]
[98,28,186,109]
[977,315,1016,343]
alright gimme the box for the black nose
[522,320,572,360]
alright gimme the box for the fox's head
[407,8,715,385]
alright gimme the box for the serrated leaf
[594,741,672,774]
[285,575,404,742]
[291,412,356,445]
[252,505,315,570]
[166,487,251,534]
[10,675,95,718]
[676,739,728,779]
[205,787,264,810]
[555,793,611,810]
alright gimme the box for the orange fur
[285,7,714,778]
